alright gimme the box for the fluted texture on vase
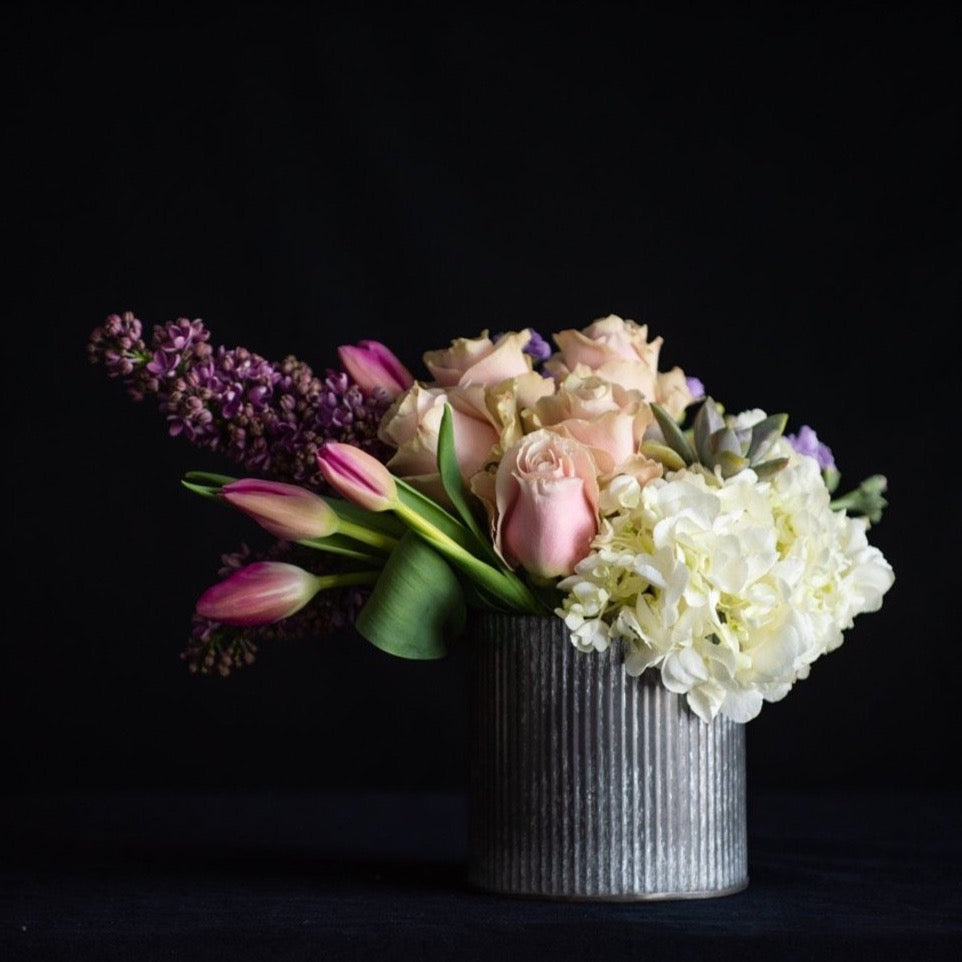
[467,614,748,900]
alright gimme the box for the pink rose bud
[316,441,399,512]
[338,340,414,398]
[195,561,323,626]
[221,478,339,541]
[495,430,601,580]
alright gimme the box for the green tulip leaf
[295,533,389,564]
[436,403,504,568]
[354,531,467,659]
[323,495,406,539]
[181,470,239,499]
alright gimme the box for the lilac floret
[523,329,552,362]
[686,376,706,400]
[491,328,553,365]
[786,424,836,471]
[87,311,394,492]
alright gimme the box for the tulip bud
[316,442,399,512]
[221,478,339,541]
[195,561,323,626]
[338,340,414,398]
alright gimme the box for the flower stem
[313,570,382,592]
[334,518,399,553]
[393,502,543,613]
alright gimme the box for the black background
[4,1,960,798]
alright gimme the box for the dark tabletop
[1,787,959,961]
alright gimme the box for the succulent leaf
[747,413,788,463]
[650,403,697,465]
[640,439,687,471]
[716,450,750,478]
[693,399,725,463]
[653,399,791,482]
[753,457,789,479]
[707,426,743,460]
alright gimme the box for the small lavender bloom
[786,425,836,471]
[523,329,552,362]
[87,312,394,492]
[686,376,706,400]
[182,616,260,677]
[490,328,553,365]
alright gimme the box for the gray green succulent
[643,397,789,481]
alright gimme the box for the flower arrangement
[87,311,894,722]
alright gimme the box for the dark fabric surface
[1,789,958,961]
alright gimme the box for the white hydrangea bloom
[556,428,895,724]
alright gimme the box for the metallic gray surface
[467,614,748,900]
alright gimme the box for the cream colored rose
[482,370,557,457]
[545,314,695,419]
[377,382,500,501]
[423,330,533,387]
[524,372,656,470]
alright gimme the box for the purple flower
[786,425,836,471]
[522,329,552,362]
[686,376,706,400]
[87,312,395,492]
[490,328,553,365]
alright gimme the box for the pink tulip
[338,340,414,398]
[221,478,338,540]
[195,561,323,626]
[494,430,601,580]
[316,441,398,512]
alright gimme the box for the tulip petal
[195,561,321,626]
[316,442,399,511]
[338,340,414,398]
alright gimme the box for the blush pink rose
[492,429,602,580]
[545,314,695,418]
[422,330,533,387]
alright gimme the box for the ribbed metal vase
[467,613,748,901]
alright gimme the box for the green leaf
[295,533,389,564]
[716,450,750,478]
[651,403,697,465]
[181,470,238,500]
[354,531,467,659]
[830,474,888,524]
[753,457,789,479]
[693,398,725,464]
[394,477,477,549]
[707,426,743,460]
[436,403,503,567]
[747,413,788,463]
[639,440,687,471]
[324,496,406,539]
[823,465,841,494]
[183,470,238,487]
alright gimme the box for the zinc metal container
[467,613,748,900]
